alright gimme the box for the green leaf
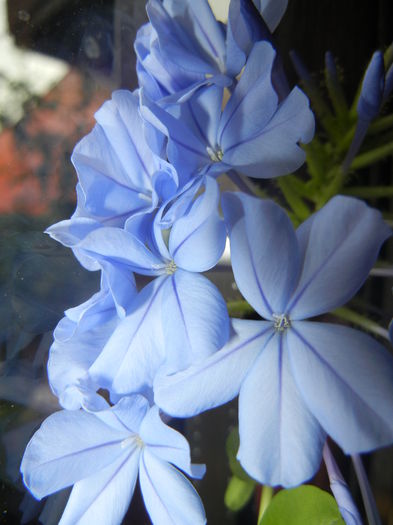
[226,428,254,482]
[258,485,345,525]
[225,475,255,512]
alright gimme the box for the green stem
[343,185,393,198]
[227,300,255,317]
[258,485,273,524]
[277,177,311,221]
[331,307,389,340]
[351,141,393,170]
[368,113,393,134]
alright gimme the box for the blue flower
[21,396,206,525]
[85,176,229,395]
[136,0,289,102]
[47,89,181,270]
[48,265,136,410]
[155,193,393,487]
[136,0,231,102]
[142,41,314,180]
[357,51,385,122]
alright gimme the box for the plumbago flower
[48,264,136,410]
[142,40,314,179]
[135,0,287,103]
[21,396,206,525]
[155,193,393,487]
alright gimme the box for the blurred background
[0,0,392,523]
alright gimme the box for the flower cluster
[20,1,393,524]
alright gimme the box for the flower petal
[238,333,325,487]
[222,192,300,319]
[169,177,226,271]
[140,449,206,525]
[161,270,229,371]
[287,196,392,319]
[21,410,129,499]
[140,406,205,478]
[75,227,166,276]
[154,319,273,417]
[219,41,278,151]
[288,322,393,452]
[223,85,314,178]
[89,276,167,394]
[253,0,288,32]
[58,450,140,525]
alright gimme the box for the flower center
[121,433,144,450]
[165,260,177,275]
[206,146,223,162]
[272,313,291,332]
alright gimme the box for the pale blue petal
[89,277,167,394]
[222,86,314,178]
[46,218,102,271]
[161,270,229,371]
[111,395,150,433]
[49,318,117,408]
[46,218,100,248]
[140,449,206,525]
[141,92,208,176]
[168,85,223,152]
[73,132,152,227]
[93,90,157,190]
[99,260,137,317]
[287,196,392,319]
[238,333,326,487]
[226,0,270,77]
[148,0,225,76]
[154,319,273,417]
[140,405,205,478]
[21,410,129,499]
[75,227,166,276]
[169,177,226,271]
[253,0,288,32]
[59,450,140,525]
[288,322,393,452]
[219,41,278,150]
[222,192,300,319]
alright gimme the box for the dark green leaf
[259,485,345,525]
[225,475,255,512]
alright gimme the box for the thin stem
[368,113,393,134]
[227,300,255,317]
[331,307,390,340]
[351,454,382,525]
[351,140,393,170]
[257,485,273,524]
[343,185,393,198]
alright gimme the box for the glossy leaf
[225,475,255,512]
[259,485,345,525]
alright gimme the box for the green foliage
[258,485,345,525]
[225,475,255,511]
[224,428,256,512]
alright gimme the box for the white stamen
[120,434,144,449]
[206,146,223,162]
[165,260,177,275]
[273,313,291,332]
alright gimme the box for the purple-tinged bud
[382,63,393,105]
[357,51,385,121]
[323,444,363,525]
